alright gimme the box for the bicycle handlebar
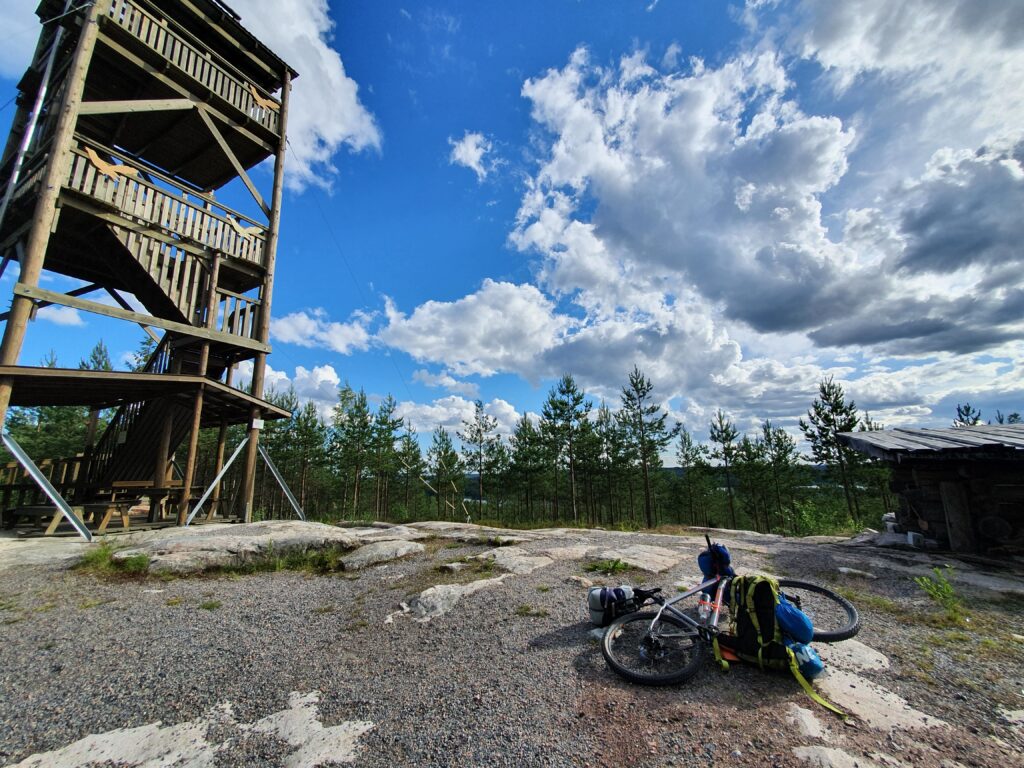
[632,587,662,601]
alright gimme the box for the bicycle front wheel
[602,611,706,685]
[777,579,860,643]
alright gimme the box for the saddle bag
[587,585,638,627]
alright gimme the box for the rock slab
[110,521,359,574]
[596,544,684,573]
[339,540,425,570]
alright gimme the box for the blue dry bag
[776,593,814,644]
[785,639,824,680]
[698,543,735,579]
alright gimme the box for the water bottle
[697,596,712,624]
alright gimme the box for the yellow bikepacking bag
[714,575,845,718]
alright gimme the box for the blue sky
[2,0,1023,452]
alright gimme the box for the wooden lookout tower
[0,0,298,538]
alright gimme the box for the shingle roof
[838,424,1024,461]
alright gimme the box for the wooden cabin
[0,0,297,536]
[838,424,1024,555]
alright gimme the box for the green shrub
[915,566,968,626]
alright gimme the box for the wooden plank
[940,481,976,553]
[79,98,195,115]
[14,283,270,352]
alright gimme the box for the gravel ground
[0,526,1022,768]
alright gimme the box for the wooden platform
[0,365,289,426]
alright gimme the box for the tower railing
[63,142,267,267]
[105,0,282,135]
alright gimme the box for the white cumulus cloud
[271,308,372,355]
[448,131,495,181]
[37,306,85,327]
[231,0,382,191]
[379,279,572,379]
[412,369,480,398]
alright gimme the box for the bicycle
[601,536,860,685]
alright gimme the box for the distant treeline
[236,369,894,536]
[6,347,895,535]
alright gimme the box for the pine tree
[80,339,113,450]
[396,422,427,519]
[484,438,511,521]
[330,384,373,517]
[292,401,328,510]
[510,414,543,522]
[619,366,680,529]
[676,426,712,526]
[799,376,863,524]
[129,334,158,372]
[709,409,739,529]
[457,400,499,518]
[371,395,404,519]
[540,374,591,524]
[994,410,1022,424]
[428,426,462,520]
[80,340,113,371]
[953,403,982,427]
[734,434,771,532]
[761,421,801,533]
[595,401,627,525]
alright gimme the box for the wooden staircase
[87,335,232,485]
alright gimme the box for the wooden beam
[197,107,270,217]
[104,288,161,343]
[940,481,977,554]
[14,283,270,353]
[79,98,196,115]
[0,283,102,322]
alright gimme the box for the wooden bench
[3,498,143,534]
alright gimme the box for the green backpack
[715,575,845,718]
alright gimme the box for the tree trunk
[723,458,736,528]
[641,458,653,529]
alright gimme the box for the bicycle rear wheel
[602,611,706,685]
[777,579,860,642]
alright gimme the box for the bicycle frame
[647,574,730,637]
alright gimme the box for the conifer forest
[4,341,910,537]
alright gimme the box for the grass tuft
[584,558,635,577]
[199,600,221,610]
[79,598,116,609]
[76,544,150,578]
[514,604,549,618]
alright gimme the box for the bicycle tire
[602,610,706,685]
[777,579,860,642]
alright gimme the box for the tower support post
[0,0,108,429]
[241,69,291,522]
